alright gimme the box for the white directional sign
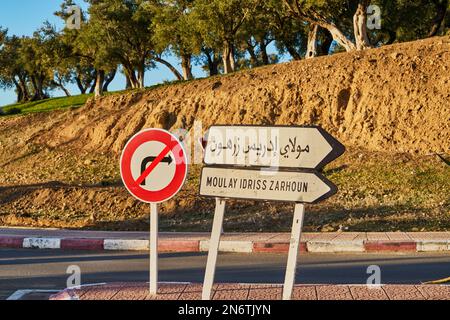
[200,167,336,204]
[204,125,345,169]
[200,124,345,301]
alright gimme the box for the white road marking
[7,289,59,300]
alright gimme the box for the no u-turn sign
[120,129,188,204]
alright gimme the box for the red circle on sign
[120,129,188,204]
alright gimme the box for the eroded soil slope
[33,36,450,155]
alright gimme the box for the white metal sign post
[202,198,226,300]
[283,203,305,300]
[121,129,188,296]
[150,203,158,294]
[200,125,345,300]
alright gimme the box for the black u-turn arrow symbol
[140,155,173,186]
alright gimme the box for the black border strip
[203,124,346,170]
[199,166,338,204]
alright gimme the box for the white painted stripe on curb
[104,239,149,251]
[23,238,61,249]
[307,241,365,253]
[199,240,253,253]
[417,241,449,252]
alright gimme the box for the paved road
[1,249,449,300]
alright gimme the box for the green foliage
[192,0,258,48]
[150,0,202,56]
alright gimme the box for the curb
[1,235,449,254]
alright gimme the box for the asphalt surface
[1,249,450,300]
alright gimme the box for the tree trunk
[137,69,144,88]
[37,75,47,99]
[326,22,357,51]
[30,76,43,101]
[353,0,372,50]
[16,86,24,103]
[18,76,30,101]
[202,48,220,76]
[230,45,236,72]
[13,80,24,103]
[428,0,448,37]
[181,54,194,80]
[136,61,145,88]
[89,70,97,94]
[212,53,221,76]
[246,43,259,67]
[222,41,234,74]
[319,29,333,56]
[259,41,270,65]
[123,64,139,89]
[154,57,183,81]
[59,83,71,97]
[75,77,87,94]
[306,24,319,59]
[284,42,302,60]
[52,78,71,97]
[283,0,357,52]
[125,75,132,90]
[94,69,105,98]
[103,69,117,92]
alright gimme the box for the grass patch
[1,94,92,115]
[0,80,186,116]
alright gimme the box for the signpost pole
[202,198,226,300]
[282,203,305,300]
[150,203,159,295]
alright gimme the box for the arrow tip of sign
[316,127,346,169]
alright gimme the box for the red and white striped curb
[1,235,449,253]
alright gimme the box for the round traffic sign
[120,129,188,204]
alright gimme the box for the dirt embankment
[0,36,449,232]
[34,36,450,155]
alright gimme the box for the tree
[240,2,278,67]
[150,0,202,80]
[192,0,258,74]
[74,17,117,97]
[54,0,97,95]
[428,0,449,37]
[0,27,6,45]
[19,34,52,100]
[85,0,152,91]
[283,0,374,52]
[36,23,74,97]
[370,0,449,46]
[0,34,32,102]
[260,0,307,60]
[196,47,222,76]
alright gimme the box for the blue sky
[0,1,286,106]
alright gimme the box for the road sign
[204,125,345,169]
[200,167,336,204]
[120,128,188,296]
[200,125,345,301]
[120,128,188,204]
